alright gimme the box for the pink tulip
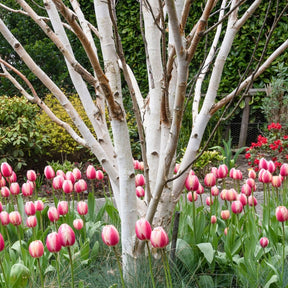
[66,171,76,185]
[27,170,37,182]
[10,182,20,195]
[139,161,145,171]
[231,169,243,180]
[259,158,268,170]
[72,168,82,180]
[224,227,229,236]
[136,186,145,198]
[187,191,198,202]
[206,196,213,206]
[150,227,169,248]
[231,200,243,214]
[174,163,180,174]
[225,189,237,202]
[57,201,69,216]
[48,207,59,222]
[196,184,205,195]
[0,177,6,188]
[276,206,288,222]
[248,169,257,179]
[77,201,88,215]
[8,171,17,183]
[74,179,87,193]
[204,173,216,187]
[0,202,2,213]
[221,210,230,220]
[241,183,252,196]
[1,186,10,198]
[62,179,73,194]
[26,216,37,228]
[46,232,62,253]
[229,168,236,178]
[25,201,36,216]
[260,237,269,248]
[217,164,228,178]
[58,224,75,247]
[44,165,55,179]
[135,218,152,241]
[260,170,272,184]
[0,211,9,225]
[220,189,227,200]
[135,174,145,187]
[267,161,276,174]
[56,170,66,179]
[0,233,4,251]
[185,174,199,191]
[210,167,218,177]
[96,170,104,181]
[211,186,219,196]
[272,176,282,188]
[133,160,140,170]
[29,240,44,258]
[9,211,22,226]
[0,162,12,178]
[280,163,288,177]
[35,200,44,211]
[248,196,258,207]
[237,193,247,206]
[101,225,119,247]
[52,175,65,190]
[73,219,84,230]
[211,215,217,224]
[246,178,256,190]
[86,165,96,180]
[22,182,33,196]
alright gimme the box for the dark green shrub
[0,95,49,171]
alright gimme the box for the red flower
[245,153,251,159]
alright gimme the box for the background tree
[0,0,287,275]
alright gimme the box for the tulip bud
[26,216,37,228]
[62,180,73,194]
[210,167,218,177]
[220,189,227,200]
[248,169,257,179]
[185,174,199,191]
[9,171,17,183]
[224,227,229,236]
[135,174,145,187]
[139,162,144,171]
[102,225,119,246]
[204,173,216,187]
[134,160,140,170]
[0,162,13,178]
[221,210,230,220]
[211,186,219,196]
[276,206,288,222]
[196,184,204,195]
[74,179,87,193]
[35,200,44,211]
[1,186,10,198]
[72,168,82,180]
[73,219,84,230]
[66,171,76,185]
[48,207,59,222]
[211,215,217,224]
[0,211,9,225]
[86,165,96,180]
[25,201,36,216]
[206,196,213,206]
[187,191,198,202]
[44,165,55,179]
[259,237,269,248]
[96,170,104,181]
[10,182,20,195]
[77,201,88,216]
[237,193,247,206]
[58,224,75,247]
[248,195,258,207]
[271,176,282,188]
[150,227,169,248]
[217,164,228,178]
[29,240,44,258]
[174,163,180,174]
[225,189,237,202]
[259,158,268,170]
[27,170,37,182]
[232,169,243,180]
[0,233,4,251]
[0,177,6,188]
[9,211,22,226]
[280,163,288,177]
[231,200,243,214]
[46,232,62,253]
[267,161,276,174]
[56,170,66,179]
[135,218,152,241]
[246,178,256,190]
[136,186,145,198]
[0,202,2,213]
[22,182,33,197]
[57,201,69,216]
[241,183,252,197]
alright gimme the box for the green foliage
[36,93,92,160]
[46,159,76,173]
[0,96,49,171]
[210,132,247,171]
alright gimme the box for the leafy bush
[0,95,49,170]
[36,93,93,161]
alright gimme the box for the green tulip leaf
[196,243,214,264]
[44,264,56,275]
[263,275,278,288]
[10,263,30,288]
[198,275,214,288]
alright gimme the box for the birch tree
[0,0,287,272]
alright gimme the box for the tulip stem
[161,249,172,288]
[113,246,125,288]
[0,260,8,288]
[146,241,156,288]
[282,222,285,282]
[67,247,75,288]
[56,253,62,288]
[37,258,44,288]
